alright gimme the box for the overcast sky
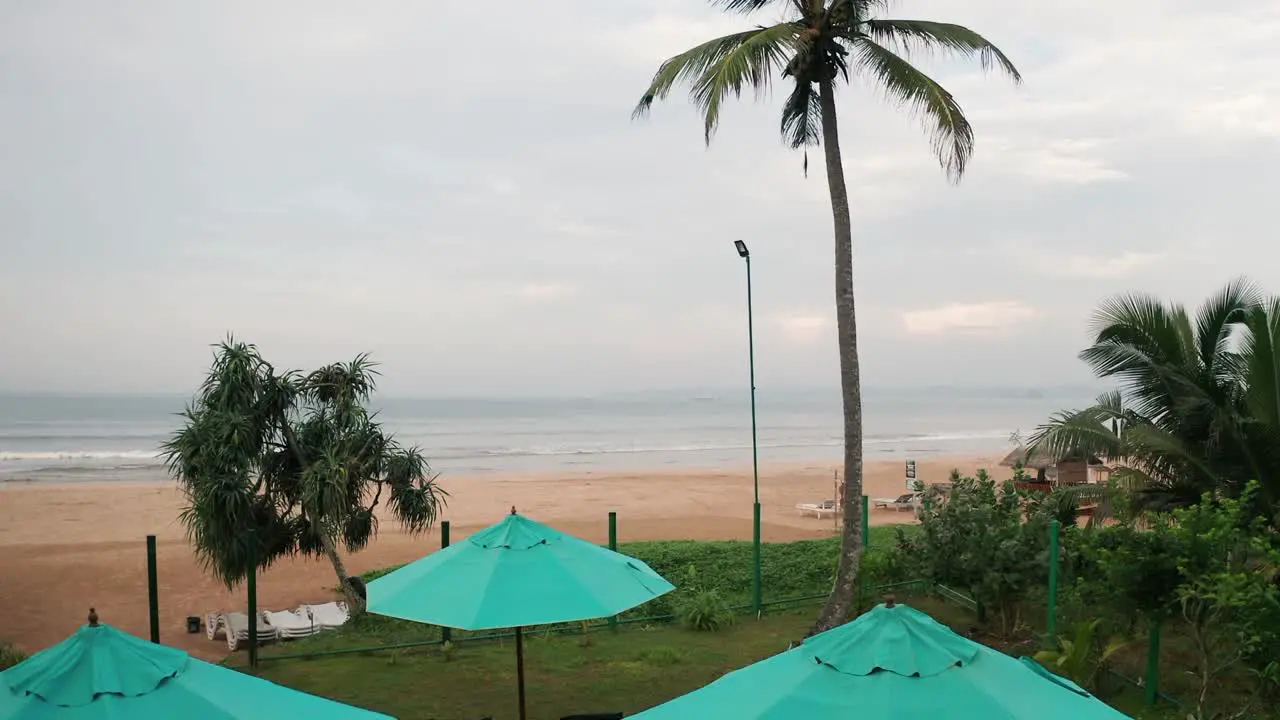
[2,0,1279,396]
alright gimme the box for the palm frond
[780,79,822,148]
[1242,297,1280,430]
[1122,423,1220,498]
[633,22,801,144]
[850,37,973,181]
[708,0,794,14]
[166,342,446,588]
[1028,400,1124,461]
[1193,276,1258,375]
[1087,293,1189,372]
[863,19,1021,82]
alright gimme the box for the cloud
[771,313,830,344]
[902,302,1039,338]
[998,246,1168,280]
[6,0,1280,394]
[1048,252,1167,279]
[512,283,577,301]
[994,139,1128,185]
[1182,93,1280,140]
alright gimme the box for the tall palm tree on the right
[633,0,1020,632]
[1031,279,1280,523]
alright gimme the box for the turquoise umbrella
[631,599,1132,719]
[368,509,674,720]
[0,609,393,720]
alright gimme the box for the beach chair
[794,500,839,518]
[263,609,321,640]
[206,611,280,651]
[872,493,919,511]
[297,601,349,630]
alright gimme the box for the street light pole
[734,240,762,617]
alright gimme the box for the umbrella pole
[515,626,527,720]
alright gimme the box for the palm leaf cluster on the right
[1031,279,1280,522]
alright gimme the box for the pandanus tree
[162,339,446,612]
[633,0,1020,630]
[1031,279,1280,523]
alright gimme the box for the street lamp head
[734,240,749,258]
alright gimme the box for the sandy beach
[0,455,1001,658]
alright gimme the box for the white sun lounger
[795,500,839,519]
[263,609,322,639]
[872,493,920,511]
[206,611,280,651]
[297,601,349,630]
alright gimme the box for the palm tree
[633,0,1020,630]
[1031,280,1280,522]
[162,339,447,612]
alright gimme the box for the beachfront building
[999,446,1106,488]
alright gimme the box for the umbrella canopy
[0,610,393,720]
[631,601,1131,719]
[367,510,674,630]
[367,510,674,720]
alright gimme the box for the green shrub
[1032,618,1130,692]
[677,588,735,632]
[672,565,735,632]
[894,471,1072,635]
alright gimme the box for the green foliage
[674,566,736,632]
[1030,281,1280,524]
[1168,488,1280,719]
[633,0,1019,179]
[894,472,1072,634]
[1064,521,1184,627]
[0,641,26,671]
[162,338,446,589]
[1033,619,1129,691]
[1058,485,1280,718]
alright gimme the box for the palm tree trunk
[318,531,365,613]
[812,76,865,633]
[278,416,366,613]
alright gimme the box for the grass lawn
[237,593,1180,720]
[228,526,1228,719]
[246,608,817,720]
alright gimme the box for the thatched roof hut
[1000,446,1103,486]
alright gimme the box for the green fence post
[1145,619,1161,707]
[441,521,452,645]
[146,534,160,643]
[859,495,869,611]
[1047,520,1060,639]
[860,495,869,549]
[247,530,258,670]
[609,511,618,630]
[752,502,762,618]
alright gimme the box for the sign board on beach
[906,460,917,491]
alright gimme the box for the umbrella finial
[884,594,896,608]
[510,505,517,515]
[88,607,99,626]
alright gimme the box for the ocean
[0,387,1099,483]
